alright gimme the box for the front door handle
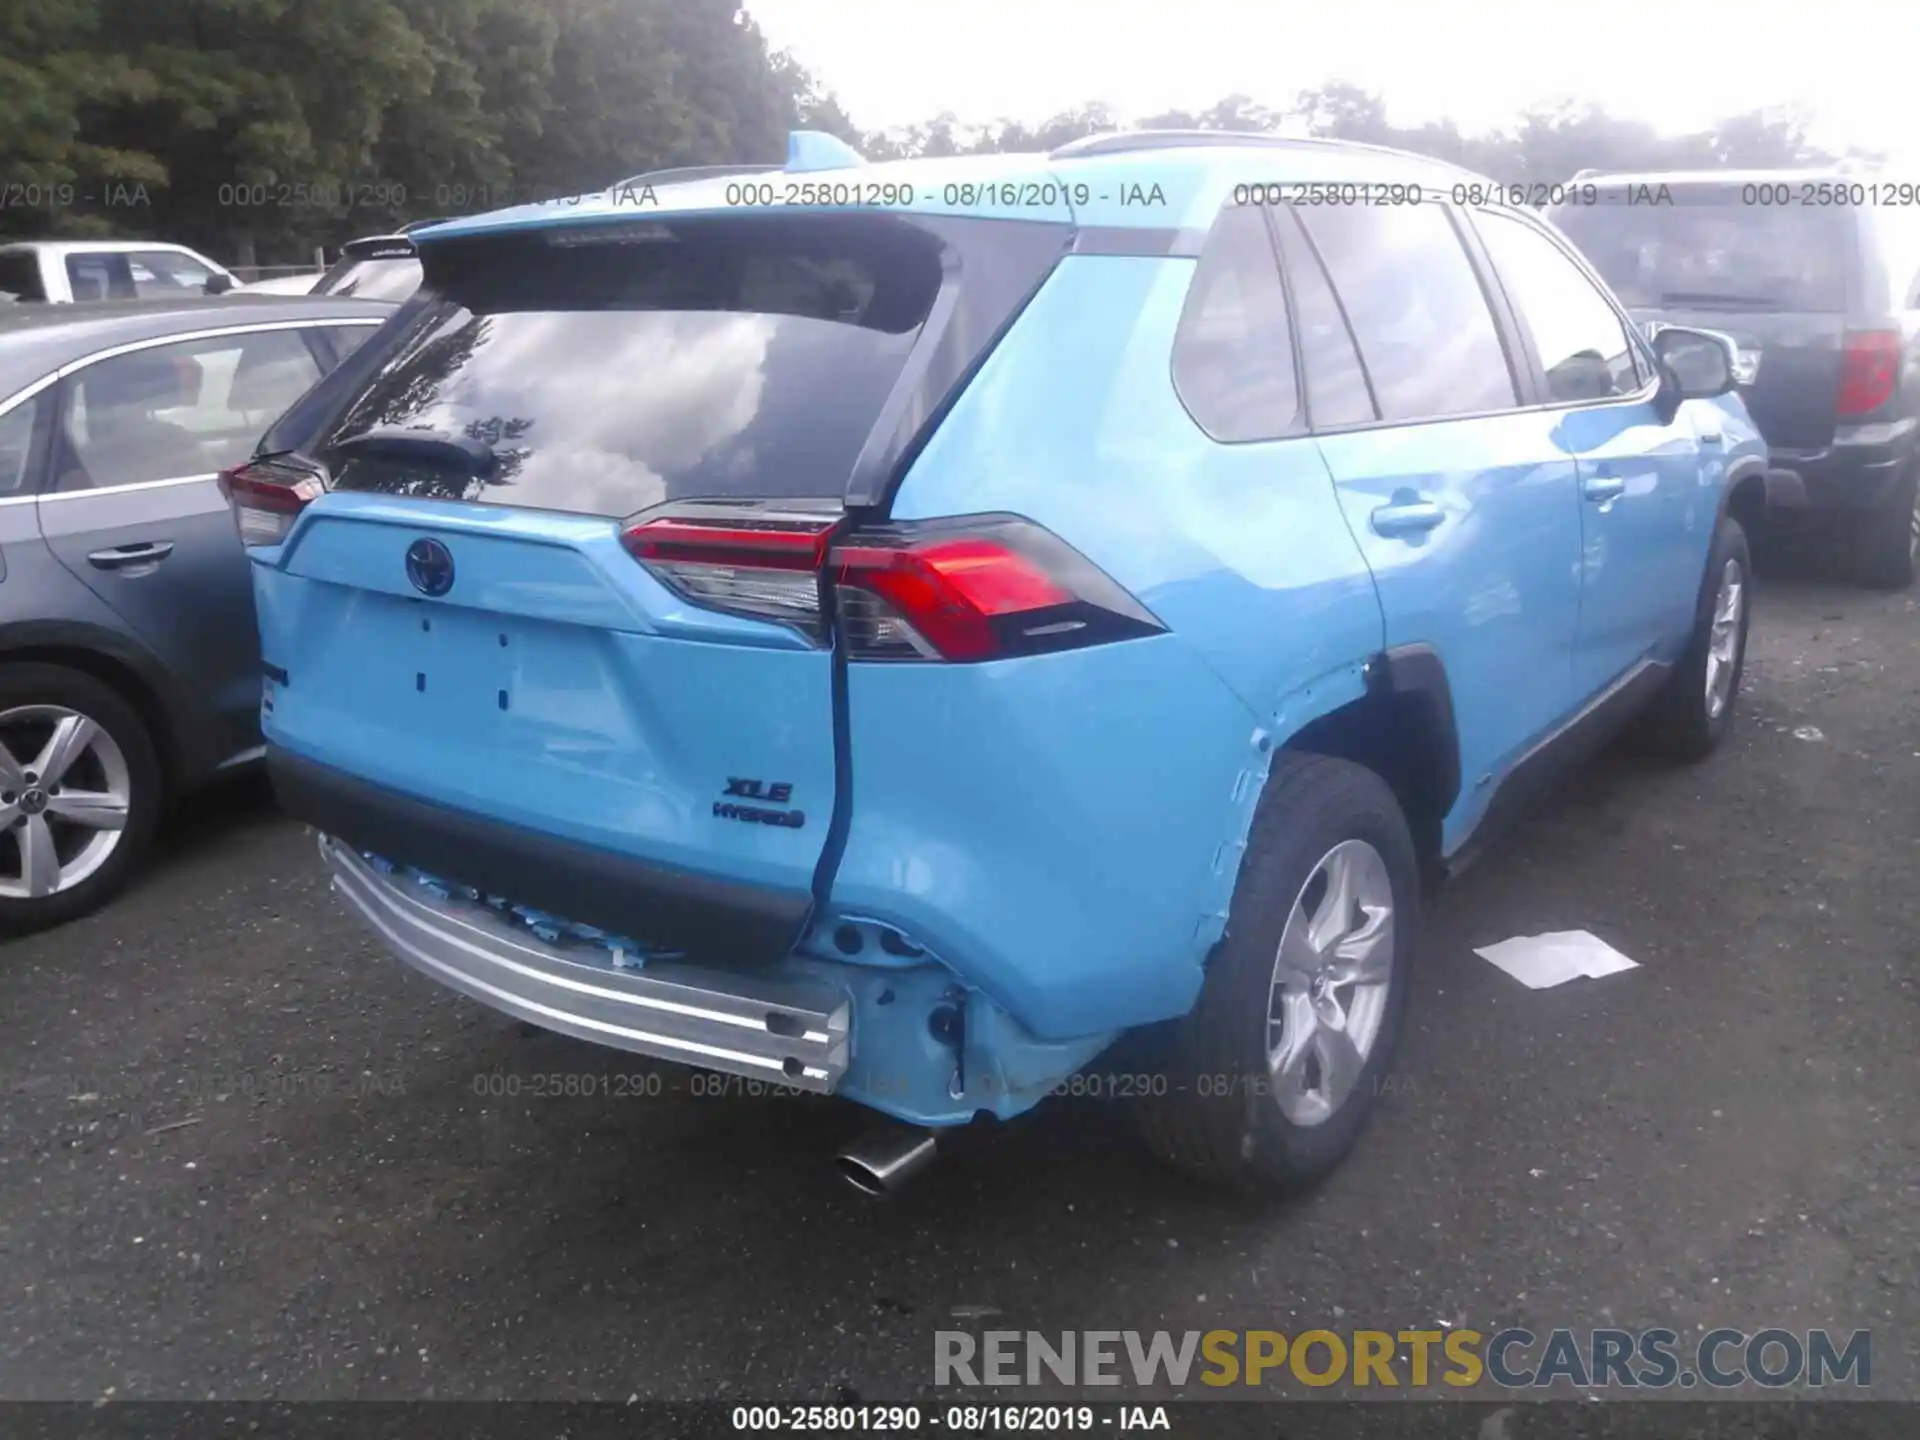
[87,541,175,570]
[1369,500,1445,538]
[1581,475,1627,504]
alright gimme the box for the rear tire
[1849,463,1918,591]
[0,664,162,937]
[1633,516,1752,763]
[1135,752,1419,1194]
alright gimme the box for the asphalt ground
[1,550,1914,1414]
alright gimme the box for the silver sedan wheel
[1704,556,1745,720]
[0,705,132,900]
[1266,838,1396,1127]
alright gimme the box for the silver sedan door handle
[86,541,176,569]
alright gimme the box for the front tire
[0,664,162,937]
[1634,515,1752,762]
[1136,752,1419,1194]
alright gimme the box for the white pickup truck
[0,240,238,303]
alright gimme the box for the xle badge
[714,777,805,829]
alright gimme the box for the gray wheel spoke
[1269,990,1320,1091]
[1311,1010,1367,1113]
[1306,845,1358,953]
[33,714,99,788]
[1326,906,1394,986]
[1273,909,1323,986]
[20,816,59,897]
[47,790,128,830]
[0,743,23,791]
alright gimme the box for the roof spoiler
[340,234,418,261]
[786,130,866,172]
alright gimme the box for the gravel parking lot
[1,561,1915,1404]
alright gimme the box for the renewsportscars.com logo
[935,1327,1871,1391]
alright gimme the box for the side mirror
[204,273,235,296]
[1653,326,1737,401]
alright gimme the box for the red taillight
[1837,329,1901,416]
[218,460,324,546]
[620,505,1163,662]
[621,507,839,640]
[831,536,1073,661]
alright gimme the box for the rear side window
[59,330,325,488]
[1551,190,1849,312]
[0,252,46,302]
[319,215,945,515]
[1172,205,1300,442]
[0,393,49,493]
[1476,210,1644,402]
[64,253,136,303]
[1273,207,1377,427]
[1296,205,1517,423]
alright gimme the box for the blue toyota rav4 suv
[226,132,1767,1194]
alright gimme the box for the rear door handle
[1369,500,1445,538]
[1581,475,1627,504]
[87,541,175,570]
[1698,429,1724,446]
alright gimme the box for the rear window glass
[1551,189,1850,312]
[0,252,46,302]
[319,216,944,515]
[317,256,423,301]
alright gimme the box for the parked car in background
[0,295,396,932]
[1548,170,1920,588]
[0,241,239,304]
[238,225,439,301]
[231,132,1765,1195]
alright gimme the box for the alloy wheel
[1266,838,1396,1127]
[0,705,132,900]
[1704,557,1745,720]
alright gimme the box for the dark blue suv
[228,132,1769,1193]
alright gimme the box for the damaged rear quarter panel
[831,253,1386,1041]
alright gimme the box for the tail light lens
[621,505,838,641]
[1837,329,1901,416]
[218,457,326,545]
[620,504,1164,662]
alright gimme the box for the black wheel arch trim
[1366,643,1463,821]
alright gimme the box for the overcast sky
[746,0,1918,159]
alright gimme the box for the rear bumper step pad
[321,835,850,1089]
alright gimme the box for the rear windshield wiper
[331,426,498,478]
[1658,290,1787,310]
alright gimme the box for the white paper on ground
[1473,930,1640,989]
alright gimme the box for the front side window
[1172,204,1300,442]
[1295,204,1517,423]
[1476,210,1643,403]
[60,329,324,488]
[129,250,217,297]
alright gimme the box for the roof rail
[613,163,774,189]
[1048,128,1484,180]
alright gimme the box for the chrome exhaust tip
[835,1123,938,1196]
